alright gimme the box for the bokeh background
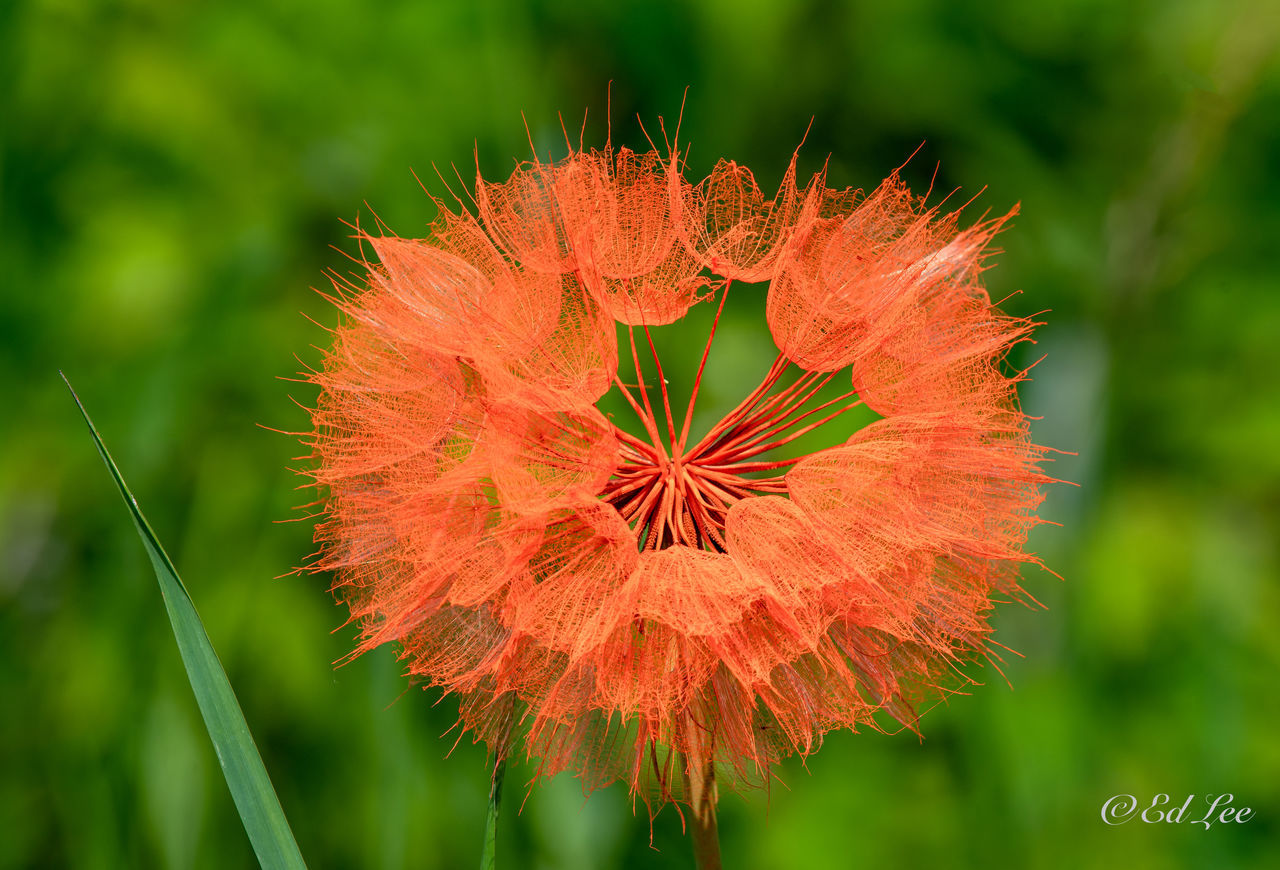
[4,0,1279,867]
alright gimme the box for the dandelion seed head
[301,124,1053,809]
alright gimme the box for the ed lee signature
[1102,794,1254,829]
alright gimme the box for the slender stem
[480,695,515,870]
[695,370,835,463]
[622,478,665,525]
[612,423,660,459]
[678,279,732,452]
[685,352,789,458]
[705,458,809,473]
[602,469,658,501]
[625,328,671,464]
[613,373,668,463]
[689,805,721,870]
[704,396,864,465]
[684,751,721,870]
[641,323,678,451]
[732,371,840,442]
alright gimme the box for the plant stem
[684,753,722,870]
[480,695,515,870]
[689,801,722,870]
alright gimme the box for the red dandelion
[303,123,1051,854]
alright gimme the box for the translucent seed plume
[300,128,1054,811]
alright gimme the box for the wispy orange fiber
[301,124,1052,811]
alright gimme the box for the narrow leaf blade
[65,375,307,870]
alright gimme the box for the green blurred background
[4,0,1279,867]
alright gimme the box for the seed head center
[598,289,863,553]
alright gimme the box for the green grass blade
[480,757,505,870]
[64,374,307,870]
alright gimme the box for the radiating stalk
[641,323,678,450]
[678,280,732,452]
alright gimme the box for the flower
[303,134,1050,810]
